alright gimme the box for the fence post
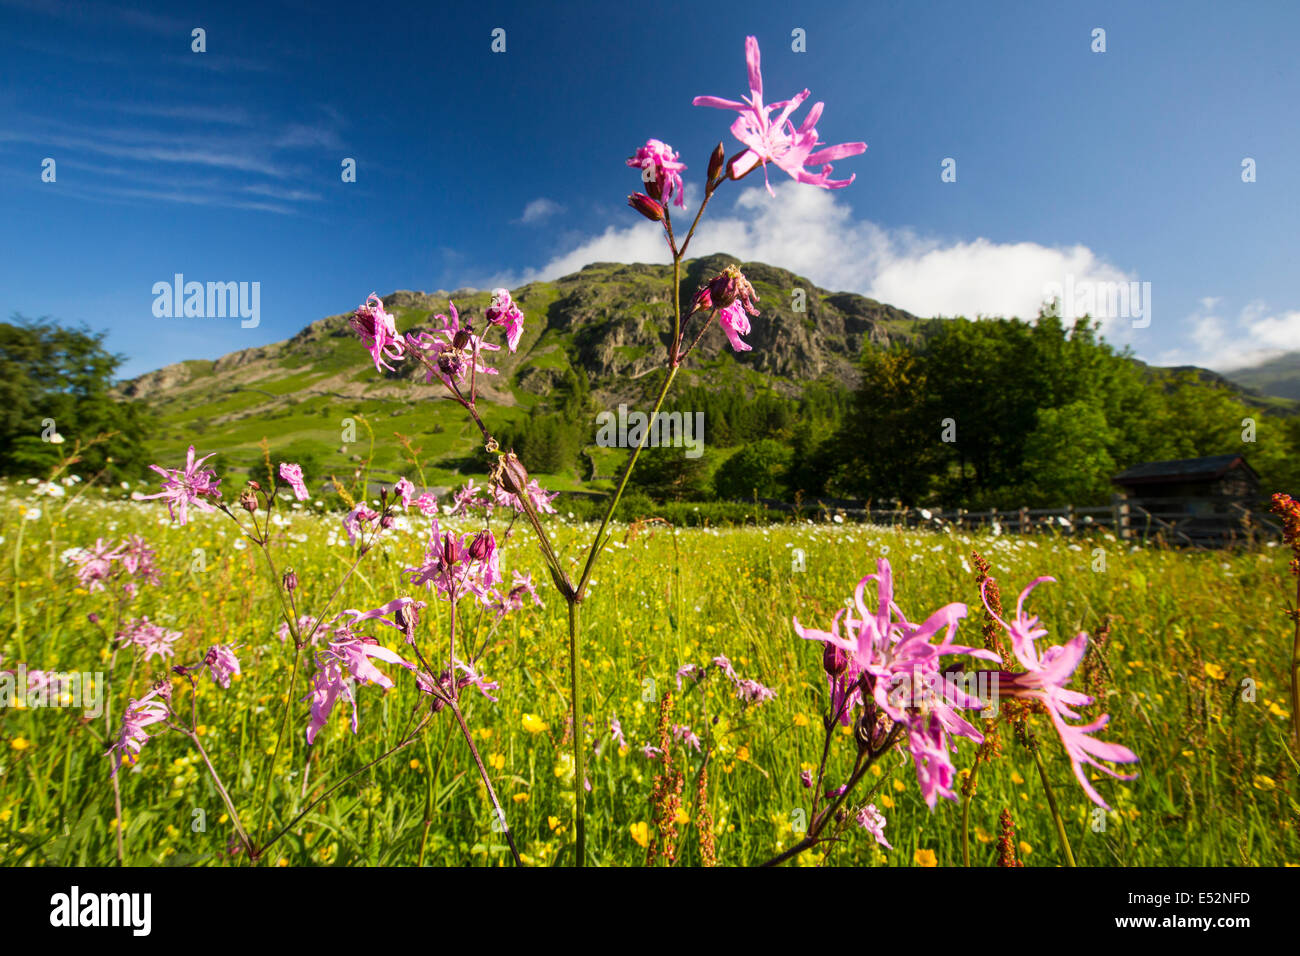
[1112,492,1130,541]
[1018,506,1029,535]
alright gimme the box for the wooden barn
[1111,454,1263,545]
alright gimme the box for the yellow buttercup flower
[521,713,548,734]
[1204,662,1225,681]
[630,821,649,848]
[914,848,938,867]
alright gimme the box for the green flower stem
[1029,734,1076,867]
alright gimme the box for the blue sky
[2,0,1298,378]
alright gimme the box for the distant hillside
[1220,351,1300,402]
[116,254,1297,493]
[115,254,927,490]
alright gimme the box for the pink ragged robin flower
[485,288,527,353]
[144,446,222,525]
[794,558,999,807]
[342,504,380,546]
[203,644,241,689]
[304,613,411,745]
[393,477,416,508]
[404,301,499,388]
[107,687,169,777]
[693,35,866,193]
[856,803,892,850]
[279,462,310,501]
[118,535,160,586]
[117,617,183,663]
[983,577,1139,809]
[626,139,687,208]
[69,538,124,592]
[693,265,760,353]
[351,293,405,372]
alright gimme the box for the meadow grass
[1,481,1296,867]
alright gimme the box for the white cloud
[1158,301,1300,370]
[491,182,1133,330]
[518,198,564,224]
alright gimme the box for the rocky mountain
[117,253,1296,491]
[116,255,927,488]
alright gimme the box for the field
[1,478,1297,867]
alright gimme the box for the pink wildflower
[984,577,1140,809]
[69,538,124,592]
[626,139,687,208]
[305,622,409,745]
[144,446,222,525]
[118,535,160,585]
[693,265,760,352]
[485,288,526,352]
[403,302,498,388]
[693,36,866,193]
[117,617,183,663]
[393,477,416,508]
[107,687,169,777]
[856,804,892,850]
[411,491,440,516]
[351,293,405,372]
[794,558,999,807]
[343,504,379,546]
[279,462,310,501]
[203,645,241,689]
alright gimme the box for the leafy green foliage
[829,309,1300,506]
[0,317,149,480]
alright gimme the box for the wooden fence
[750,494,1285,548]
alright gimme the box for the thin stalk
[187,729,255,858]
[1028,736,1076,867]
[1291,578,1300,747]
[253,642,303,841]
[449,699,522,866]
[567,600,585,863]
[575,365,680,601]
[259,725,427,858]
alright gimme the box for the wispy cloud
[1157,300,1300,371]
[517,197,563,224]
[489,182,1134,332]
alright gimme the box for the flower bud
[645,173,663,202]
[823,642,848,677]
[282,568,298,593]
[87,612,100,625]
[469,530,494,562]
[627,192,665,222]
[707,142,726,183]
[395,603,418,638]
[497,452,529,497]
[452,327,472,350]
[381,513,395,529]
[240,488,258,513]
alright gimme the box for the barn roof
[1112,454,1258,486]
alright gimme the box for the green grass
[0,481,1296,867]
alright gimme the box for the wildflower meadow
[3,9,1300,939]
